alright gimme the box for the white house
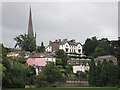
[46,39,83,56]
[73,65,85,73]
[70,58,90,73]
[46,45,52,52]
[45,57,56,65]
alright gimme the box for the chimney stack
[59,39,61,42]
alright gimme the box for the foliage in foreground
[2,59,36,88]
[1,87,119,90]
[36,62,65,87]
[88,59,117,87]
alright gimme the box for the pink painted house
[27,58,46,67]
[27,58,46,75]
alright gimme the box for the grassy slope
[2,87,119,90]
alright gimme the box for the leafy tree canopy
[0,44,7,58]
[37,42,45,53]
[14,34,36,52]
[55,49,68,69]
[36,62,64,87]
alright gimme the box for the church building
[28,7,36,45]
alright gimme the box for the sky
[1,2,118,48]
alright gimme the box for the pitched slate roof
[97,55,112,59]
[59,41,67,45]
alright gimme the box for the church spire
[28,6,34,38]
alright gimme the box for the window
[65,48,68,53]
[78,49,81,53]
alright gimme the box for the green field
[2,87,119,90]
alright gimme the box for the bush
[76,71,87,79]
[36,72,47,87]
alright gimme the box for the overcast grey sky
[1,2,118,48]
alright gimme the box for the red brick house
[94,55,117,65]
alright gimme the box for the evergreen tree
[83,37,98,56]
[101,59,108,86]
[83,38,93,56]
[37,42,45,53]
[41,42,44,46]
[95,61,102,86]
[106,60,117,86]
[88,58,96,86]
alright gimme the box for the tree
[5,47,14,53]
[2,59,13,88]
[14,34,36,52]
[76,71,87,79]
[106,60,117,86]
[0,44,7,59]
[88,58,96,86]
[83,37,112,58]
[95,61,102,86]
[94,47,106,57]
[41,42,44,46]
[36,62,64,87]
[109,40,118,57]
[83,38,93,56]
[55,49,68,69]
[24,66,36,85]
[2,59,36,88]
[18,51,26,64]
[37,42,45,53]
[83,37,98,56]
[0,64,6,79]
[100,59,108,86]
[66,63,73,74]
[56,58,62,66]
[94,38,110,57]
[10,64,25,88]
[43,62,64,83]
[36,72,47,87]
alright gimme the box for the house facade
[70,58,90,73]
[46,45,52,52]
[26,54,56,75]
[27,57,46,75]
[45,57,56,65]
[46,39,83,56]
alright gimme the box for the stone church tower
[28,7,36,44]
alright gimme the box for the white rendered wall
[46,46,52,52]
[73,65,85,73]
[45,58,56,65]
